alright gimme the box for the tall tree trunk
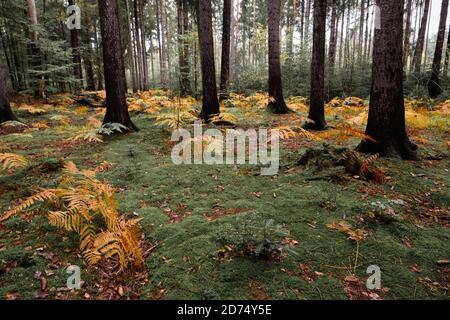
[338,3,345,68]
[220,0,232,98]
[68,0,83,92]
[197,0,220,121]
[403,0,413,68]
[138,0,149,90]
[83,30,96,91]
[98,0,137,130]
[286,0,298,58]
[134,0,144,91]
[306,0,326,130]
[177,0,190,96]
[328,0,338,70]
[267,0,289,114]
[412,0,430,74]
[26,0,45,97]
[0,64,17,124]
[124,0,138,92]
[444,23,450,77]
[94,22,104,91]
[357,0,417,160]
[428,0,449,97]
[358,0,366,61]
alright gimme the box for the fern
[0,153,29,174]
[69,131,104,143]
[0,162,144,271]
[98,123,130,135]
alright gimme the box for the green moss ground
[0,104,449,300]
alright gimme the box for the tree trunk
[93,22,104,91]
[403,0,413,68]
[68,0,83,92]
[328,0,338,70]
[412,0,430,74]
[83,30,96,91]
[428,0,449,98]
[357,0,417,160]
[197,0,220,121]
[124,0,138,92]
[445,23,450,77]
[0,65,17,124]
[220,0,232,98]
[305,0,327,130]
[138,0,149,90]
[267,0,289,114]
[177,0,191,96]
[98,0,137,131]
[134,0,144,91]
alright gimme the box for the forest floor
[0,91,449,300]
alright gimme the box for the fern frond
[0,153,29,174]
[0,189,58,223]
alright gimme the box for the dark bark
[0,65,17,124]
[197,0,220,121]
[445,23,450,77]
[357,0,417,160]
[98,0,137,131]
[305,0,327,130]
[428,0,449,98]
[412,0,430,74]
[267,0,289,114]
[220,0,232,98]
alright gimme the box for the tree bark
[83,30,96,91]
[220,0,232,98]
[98,0,137,130]
[267,0,289,114]
[124,0,138,92]
[197,0,220,121]
[134,0,144,91]
[138,0,149,90]
[445,23,450,77]
[403,0,413,68]
[328,0,338,70]
[412,0,430,74]
[357,0,417,160]
[68,0,83,92]
[177,0,191,96]
[305,0,327,130]
[0,64,17,124]
[428,0,449,97]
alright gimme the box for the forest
[0,0,449,301]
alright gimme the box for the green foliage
[216,212,297,259]
[98,123,130,135]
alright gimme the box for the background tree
[220,0,232,99]
[357,0,417,159]
[0,64,17,124]
[98,0,137,130]
[267,0,289,114]
[412,0,430,74]
[68,0,83,92]
[305,0,326,130]
[197,0,220,121]
[428,0,449,98]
